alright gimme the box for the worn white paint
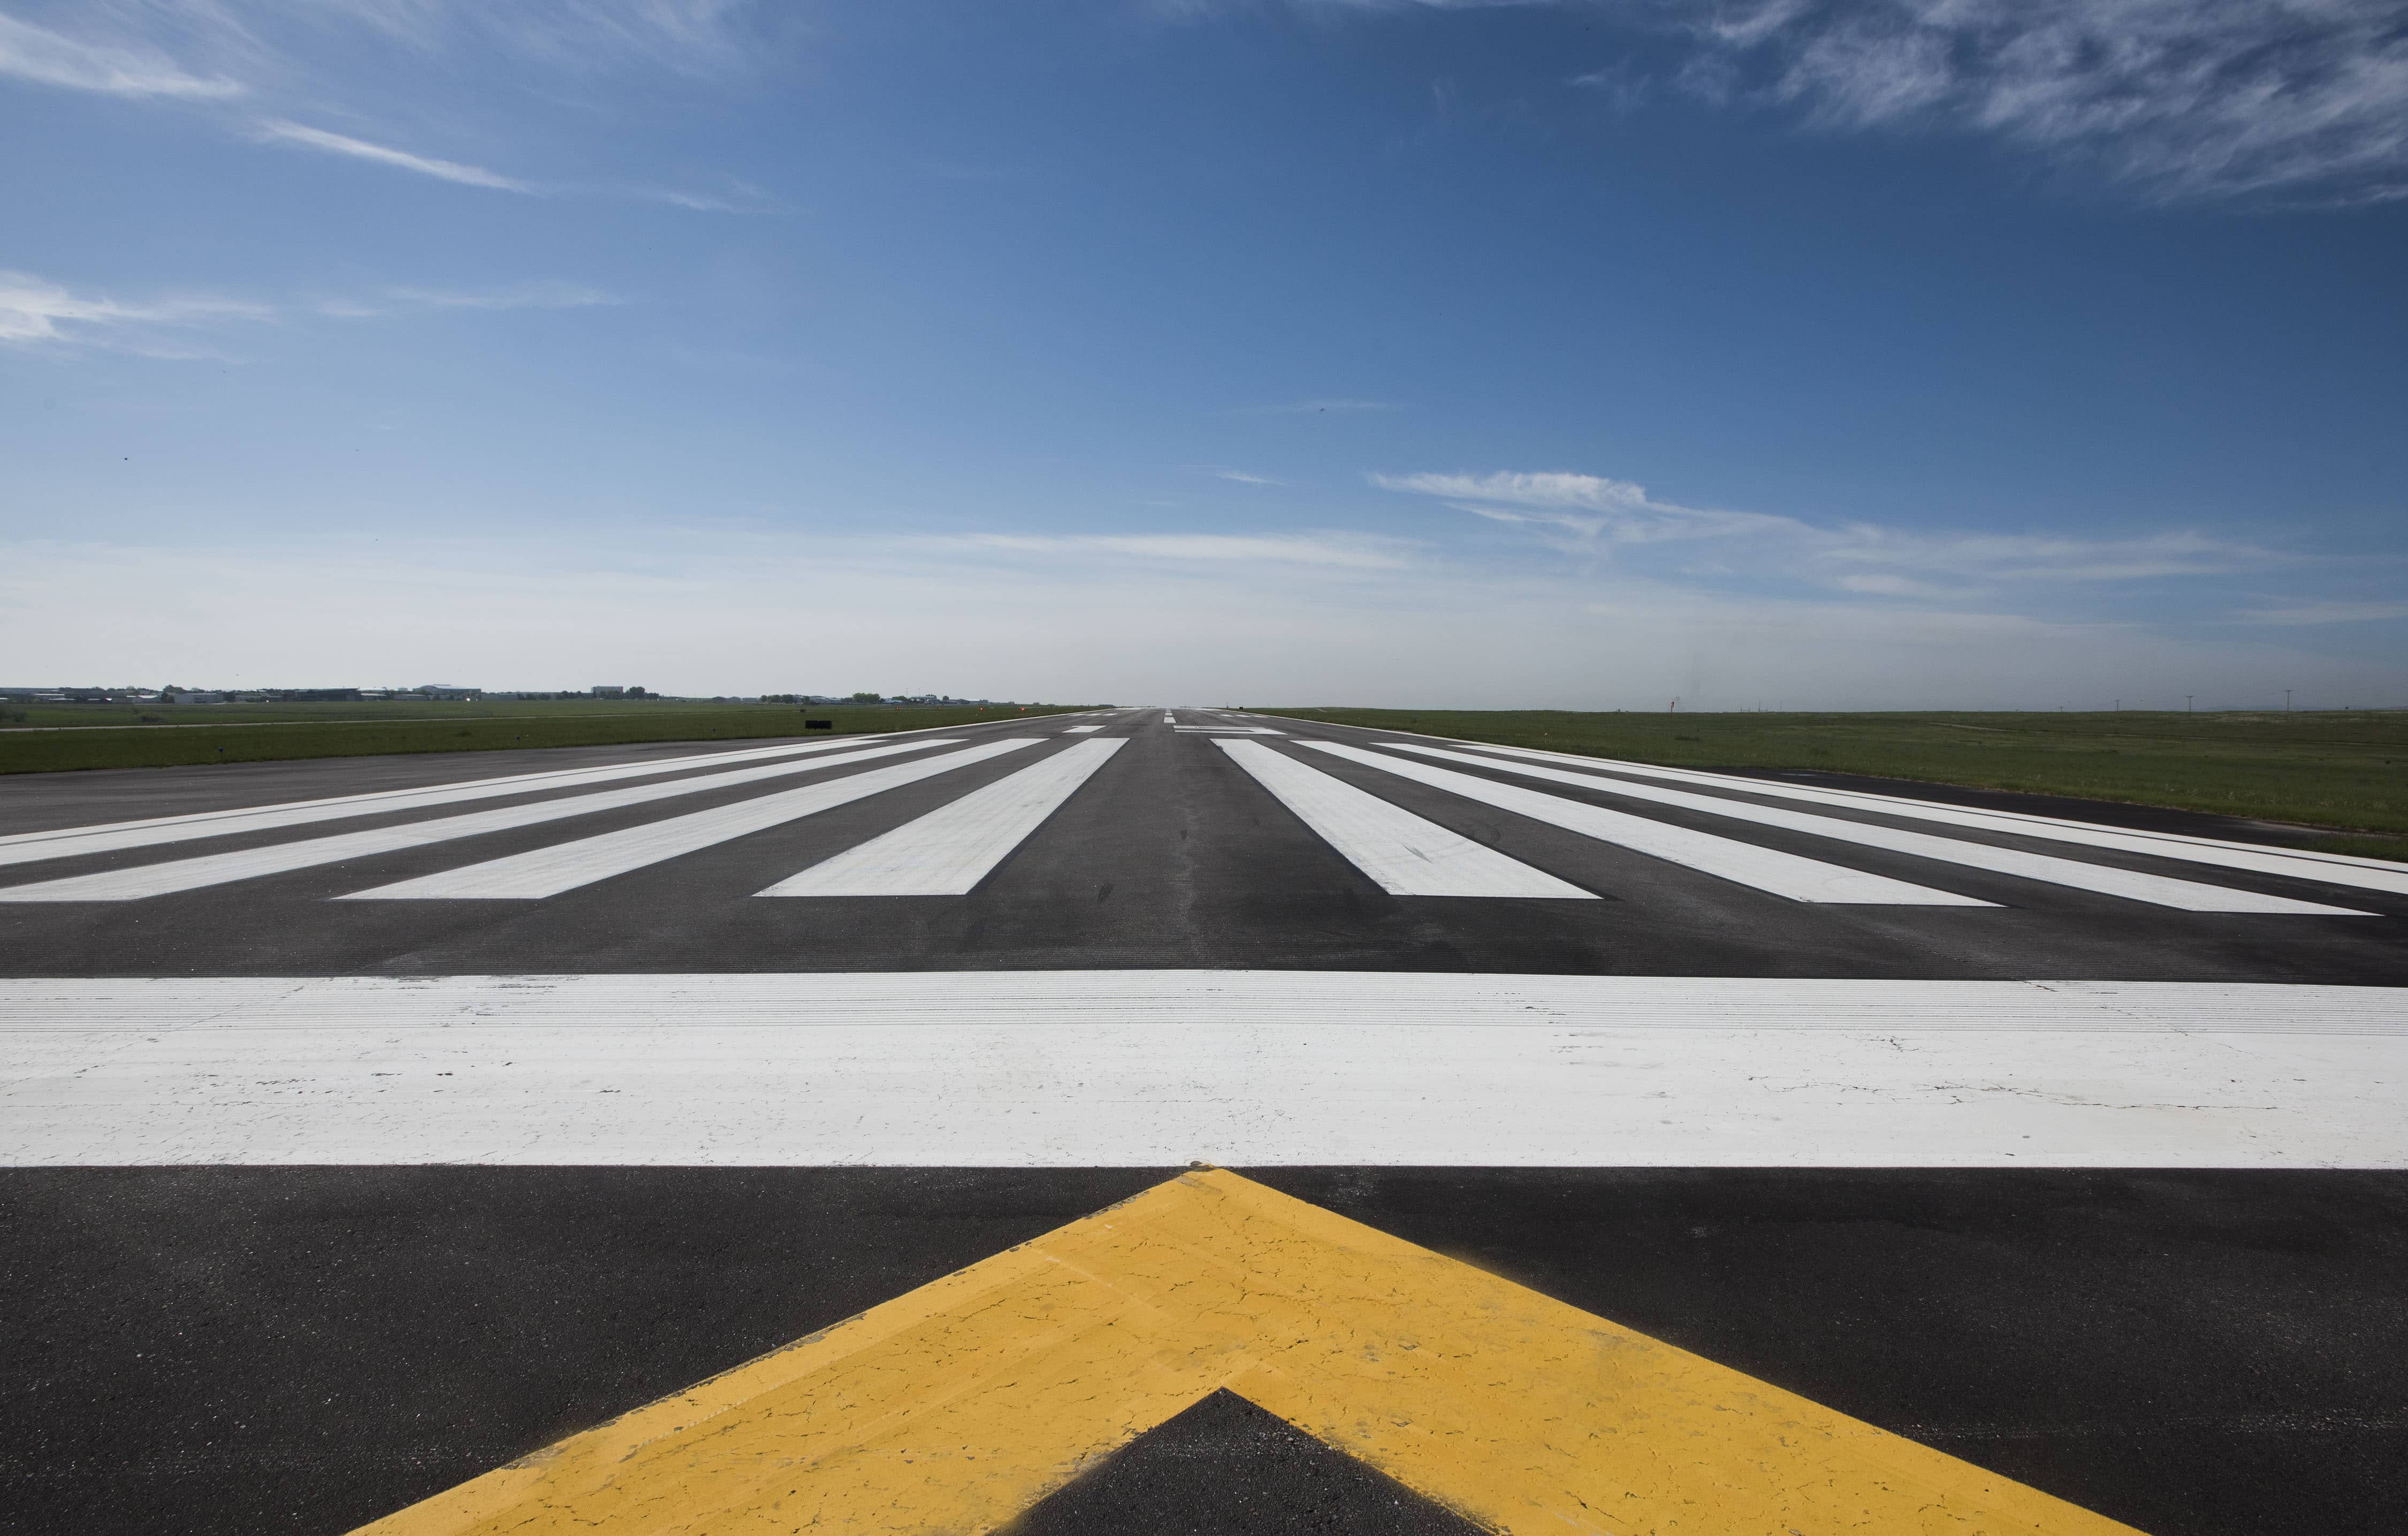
[0,735,902,871]
[1413,738,2408,896]
[1380,744,2370,916]
[1302,742,1990,906]
[0,739,962,902]
[4,973,2401,1167]
[760,740,1124,896]
[1060,726,1104,734]
[1217,741,1595,898]
[344,740,1037,900]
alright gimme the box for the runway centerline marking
[0,738,963,902]
[341,740,1038,900]
[759,738,1125,896]
[1303,742,1991,906]
[1381,742,2372,915]
[1215,740,1595,898]
[347,1169,2137,1536]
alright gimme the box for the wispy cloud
[2237,600,2408,625]
[0,11,242,100]
[1184,464,1283,485]
[3,269,619,353]
[378,282,620,311]
[952,532,1417,570]
[252,119,531,191]
[0,269,270,352]
[1376,468,2280,586]
[1597,0,2408,206]
[1259,0,2408,205]
[1,3,760,203]
[1375,470,1805,545]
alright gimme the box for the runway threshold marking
[1381,743,2373,915]
[1426,739,2408,896]
[352,1169,2137,1536]
[1215,740,1595,898]
[759,738,1125,896]
[342,740,1037,900]
[1302,742,1991,907]
[0,738,967,902]
[0,735,893,872]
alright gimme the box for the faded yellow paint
[354,1169,2144,1536]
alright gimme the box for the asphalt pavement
[3,708,2403,1535]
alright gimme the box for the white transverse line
[0,739,960,902]
[1380,743,2369,917]
[345,739,1038,900]
[1217,741,1595,899]
[0,735,911,871]
[760,739,1125,896]
[1415,738,2408,897]
[1061,725,1104,734]
[1300,743,1987,906]
[6,973,2401,1167]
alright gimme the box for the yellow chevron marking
[355,1169,2142,1535]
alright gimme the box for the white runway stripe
[345,740,1038,900]
[1383,743,2369,916]
[0,739,959,902]
[7,972,2401,1167]
[1217,741,1595,898]
[0,735,901,871]
[760,739,1126,896]
[1303,743,1988,906]
[1060,725,1104,733]
[1427,739,2408,897]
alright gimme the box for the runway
[3,707,2403,1535]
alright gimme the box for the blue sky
[3,0,2404,708]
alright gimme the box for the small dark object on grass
[804,719,833,730]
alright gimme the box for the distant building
[415,685,480,700]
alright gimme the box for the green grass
[1249,708,2408,840]
[0,702,1088,775]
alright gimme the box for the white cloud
[380,282,621,310]
[1255,0,2408,204]
[0,4,759,202]
[0,269,270,350]
[2237,600,2408,625]
[2,269,619,352]
[252,119,531,191]
[1376,469,1812,545]
[1377,467,2277,584]
[1832,571,1967,599]
[0,11,242,99]
[1627,0,2408,205]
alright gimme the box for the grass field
[1253,707,2408,858]
[0,701,1087,776]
